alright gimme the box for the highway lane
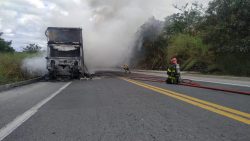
[0,82,69,129]
[136,79,250,113]
[123,78,250,123]
[0,72,249,141]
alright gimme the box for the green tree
[203,0,250,53]
[22,43,42,53]
[164,2,205,37]
[168,34,214,72]
[161,2,208,70]
[0,32,15,53]
[202,0,250,75]
[134,0,250,75]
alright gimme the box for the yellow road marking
[125,78,250,119]
[122,78,250,125]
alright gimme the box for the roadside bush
[0,52,33,85]
[216,53,250,76]
[168,34,215,72]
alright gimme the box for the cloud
[24,0,45,9]
[3,28,12,34]
[17,14,42,25]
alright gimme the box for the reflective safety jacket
[167,64,180,84]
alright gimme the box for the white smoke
[85,0,169,71]
[21,53,47,76]
[44,0,175,72]
[18,0,210,74]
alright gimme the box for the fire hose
[128,75,250,95]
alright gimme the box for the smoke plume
[21,53,47,76]
[84,0,168,71]
[44,0,174,72]
[2,0,211,74]
[21,0,184,74]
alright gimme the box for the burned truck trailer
[45,27,84,79]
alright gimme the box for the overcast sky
[0,0,211,51]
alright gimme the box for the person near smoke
[122,64,131,74]
[166,57,180,84]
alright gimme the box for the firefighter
[166,57,180,84]
[123,64,131,73]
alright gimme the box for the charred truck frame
[45,27,84,79]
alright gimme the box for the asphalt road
[0,71,249,141]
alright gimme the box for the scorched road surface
[0,72,249,141]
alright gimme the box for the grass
[0,52,36,85]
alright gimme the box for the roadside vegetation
[0,32,42,85]
[0,0,249,85]
[0,52,32,85]
[133,0,250,76]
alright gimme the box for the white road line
[0,82,72,141]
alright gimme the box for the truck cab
[45,27,84,79]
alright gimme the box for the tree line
[0,32,43,84]
[0,32,42,53]
[133,0,250,76]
